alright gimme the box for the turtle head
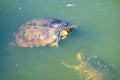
[60,28,71,40]
[77,52,86,62]
[60,24,78,40]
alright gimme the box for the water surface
[0,0,120,80]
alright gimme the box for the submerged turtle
[11,18,77,47]
[62,52,118,80]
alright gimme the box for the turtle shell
[13,18,76,47]
[62,53,119,80]
[79,56,118,80]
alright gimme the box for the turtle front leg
[61,62,80,71]
[50,41,58,47]
[50,35,59,47]
[86,74,94,80]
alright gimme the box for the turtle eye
[67,29,71,34]
[65,29,71,35]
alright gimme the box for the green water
[0,0,120,80]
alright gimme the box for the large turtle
[61,52,118,80]
[10,18,77,47]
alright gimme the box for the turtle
[61,52,118,80]
[10,18,77,47]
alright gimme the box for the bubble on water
[39,52,44,54]
[18,6,22,10]
[65,4,76,7]
[15,64,18,67]
[96,2,100,6]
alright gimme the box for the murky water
[0,0,120,80]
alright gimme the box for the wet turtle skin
[12,18,77,47]
[62,53,119,80]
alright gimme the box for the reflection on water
[0,0,120,80]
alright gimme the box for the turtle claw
[61,62,80,70]
[50,42,58,47]
[61,36,67,40]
